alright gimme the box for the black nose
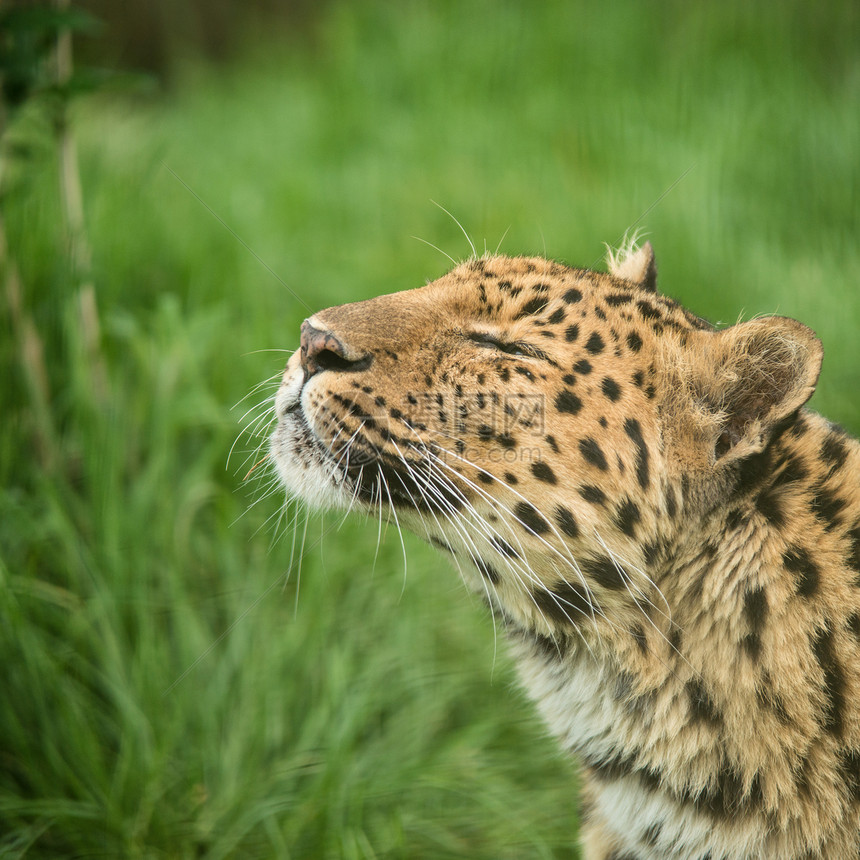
[300,320,370,377]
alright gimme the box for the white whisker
[430,199,477,259]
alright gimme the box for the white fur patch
[269,364,354,510]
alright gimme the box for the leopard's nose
[300,319,371,377]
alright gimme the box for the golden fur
[270,244,860,858]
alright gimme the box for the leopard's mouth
[269,374,356,509]
[272,380,468,516]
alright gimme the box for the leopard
[268,240,860,859]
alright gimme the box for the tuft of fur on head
[604,230,646,272]
[605,232,657,292]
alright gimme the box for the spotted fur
[269,243,860,859]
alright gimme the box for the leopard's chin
[270,372,355,510]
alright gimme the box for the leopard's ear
[607,241,657,292]
[672,317,822,466]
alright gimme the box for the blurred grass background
[0,0,858,856]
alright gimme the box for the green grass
[1,0,858,856]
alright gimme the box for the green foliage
[0,4,101,109]
[0,0,858,856]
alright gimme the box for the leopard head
[269,244,821,646]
